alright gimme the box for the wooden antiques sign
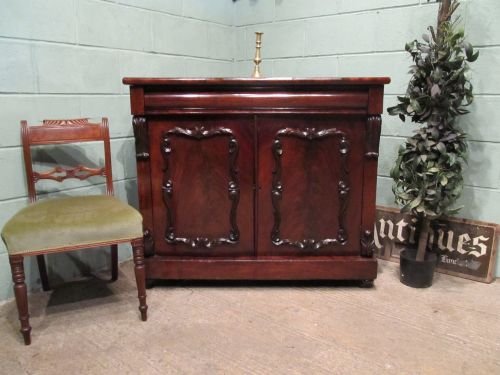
[375,206,499,283]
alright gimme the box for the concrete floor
[0,260,499,375]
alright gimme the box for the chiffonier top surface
[123,77,390,86]
[123,77,391,116]
[123,77,391,115]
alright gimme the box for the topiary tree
[387,0,478,262]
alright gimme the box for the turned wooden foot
[132,238,148,321]
[10,256,32,345]
[359,279,374,288]
[110,244,118,282]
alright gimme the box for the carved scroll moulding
[160,126,240,249]
[271,127,350,250]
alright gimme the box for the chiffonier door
[148,117,255,257]
[257,115,365,256]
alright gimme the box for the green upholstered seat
[2,195,143,255]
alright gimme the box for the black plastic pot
[400,248,437,288]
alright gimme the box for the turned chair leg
[36,254,50,291]
[9,256,32,345]
[131,238,148,321]
[110,244,118,281]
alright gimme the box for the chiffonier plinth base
[145,256,377,281]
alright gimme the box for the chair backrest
[21,118,114,203]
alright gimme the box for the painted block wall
[234,0,500,276]
[1,0,499,303]
[0,0,235,302]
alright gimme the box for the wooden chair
[1,118,147,345]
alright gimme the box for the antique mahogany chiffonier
[123,77,390,285]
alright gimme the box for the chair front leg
[110,244,118,281]
[9,255,32,345]
[131,238,148,321]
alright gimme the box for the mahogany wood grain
[9,256,31,345]
[360,116,382,257]
[132,238,148,321]
[368,86,385,114]
[123,77,391,86]
[124,78,390,282]
[257,115,365,257]
[132,116,154,255]
[148,116,254,257]
[22,118,114,201]
[145,256,378,281]
[130,86,145,115]
[143,92,369,113]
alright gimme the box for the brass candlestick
[252,32,263,78]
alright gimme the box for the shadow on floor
[46,276,116,307]
[2,274,126,326]
[150,279,365,289]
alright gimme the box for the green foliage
[390,126,467,218]
[387,20,478,127]
[387,11,478,220]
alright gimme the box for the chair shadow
[45,277,116,309]
[4,248,120,328]
[47,249,110,287]
[44,250,121,314]
[2,274,122,344]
